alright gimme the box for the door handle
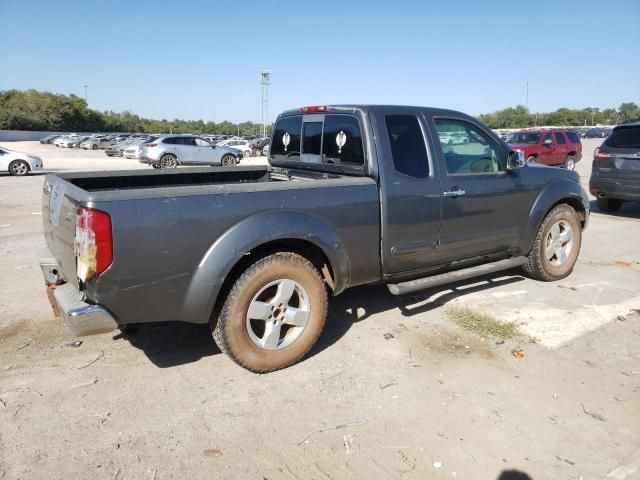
[443,189,466,197]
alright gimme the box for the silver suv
[139,136,241,169]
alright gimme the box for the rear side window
[271,115,302,161]
[554,132,566,144]
[384,115,429,178]
[566,131,580,143]
[163,137,178,144]
[606,127,640,148]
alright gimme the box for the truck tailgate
[42,176,79,287]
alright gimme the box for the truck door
[539,132,555,164]
[553,132,568,165]
[429,116,526,262]
[371,109,442,274]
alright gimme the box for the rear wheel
[564,155,576,170]
[160,154,178,168]
[523,204,582,281]
[9,160,29,176]
[212,252,328,373]
[92,144,98,150]
[596,197,623,212]
[527,155,537,164]
[221,154,237,166]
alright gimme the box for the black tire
[221,154,237,166]
[526,155,537,163]
[564,155,576,170]
[212,252,328,373]
[92,144,98,150]
[522,204,582,282]
[8,160,30,176]
[596,197,623,212]
[160,154,178,168]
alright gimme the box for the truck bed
[42,166,381,326]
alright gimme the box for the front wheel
[596,197,623,212]
[92,144,98,150]
[221,154,237,166]
[160,154,178,168]
[526,155,537,164]
[522,204,582,281]
[9,160,30,176]
[212,253,328,373]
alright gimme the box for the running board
[386,256,528,296]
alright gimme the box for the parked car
[507,129,582,169]
[40,134,60,144]
[138,135,240,168]
[217,138,252,157]
[40,104,589,373]
[0,146,43,176]
[249,137,270,156]
[81,136,114,150]
[69,136,90,148]
[105,139,136,157]
[123,137,158,159]
[589,122,640,212]
[582,128,606,139]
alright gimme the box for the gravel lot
[1,139,639,480]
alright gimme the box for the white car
[0,146,43,176]
[216,139,251,157]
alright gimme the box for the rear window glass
[270,115,302,161]
[385,115,429,178]
[302,122,322,155]
[271,114,365,166]
[566,131,580,143]
[322,115,364,165]
[606,127,640,148]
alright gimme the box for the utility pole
[525,81,529,112]
[260,70,272,138]
[83,84,88,104]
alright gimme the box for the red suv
[507,129,582,169]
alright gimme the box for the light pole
[83,84,88,104]
[260,70,271,138]
[525,81,529,112]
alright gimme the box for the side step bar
[387,256,528,296]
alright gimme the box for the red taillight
[143,143,157,148]
[594,147,610,160]
[75,207,112,281]
[300,105,329,113]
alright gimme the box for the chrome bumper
[52,283,118,337]
[39,250,118,336]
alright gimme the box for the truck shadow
[121,270,525,368]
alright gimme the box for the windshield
[508,132,540,144]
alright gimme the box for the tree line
[477,103,640,129]
[0,89,267,135]
[1,89,639,134]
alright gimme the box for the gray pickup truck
[40,105,589,372]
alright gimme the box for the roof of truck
[278,104,472,118]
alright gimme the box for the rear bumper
[589,174,640,202]
[39,253,118,336]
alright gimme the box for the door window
[554,132,566,144]
[434,119,505,174]
[195,138,211,147]
[384,115,429,178]
[543,133,553,144]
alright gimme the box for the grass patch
[446,306,517,339]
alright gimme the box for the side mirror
[507,150,525,170]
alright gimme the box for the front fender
[519,178,589,255]
[181,210,350,324]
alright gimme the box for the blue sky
[1,0,638,123]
